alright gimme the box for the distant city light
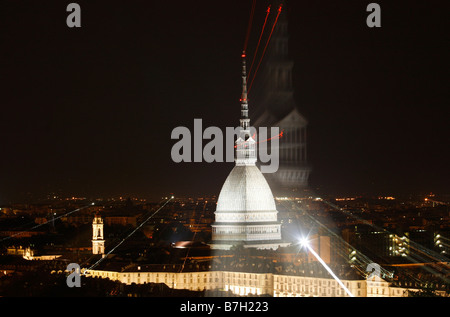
[378,196,395,200]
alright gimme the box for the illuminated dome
[216,166,277,214]
[211,165,286,250]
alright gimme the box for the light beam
[301,238,355,297]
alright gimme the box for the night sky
[1,0,449,203]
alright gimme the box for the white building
[86,267,434,297]
[210,54,289,250]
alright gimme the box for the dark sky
[0,0,449,203]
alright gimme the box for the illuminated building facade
[86,266,441,297]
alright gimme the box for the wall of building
[85,269,427,297]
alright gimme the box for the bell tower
[92,212,105,255]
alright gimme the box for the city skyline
[1,0,449,204]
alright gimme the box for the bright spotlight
[299,237,309,248]
[301,238,354,297]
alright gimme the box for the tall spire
[240,51,249,129]
[241,51,248,108]
[236,51,256,166]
